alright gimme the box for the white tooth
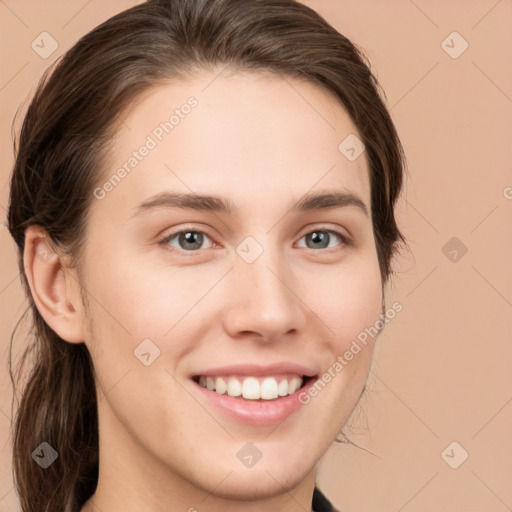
[242,377,261,399]
[199,376,206,388]
[206,376,215,391]
[215,377,227,395]
[278,379,289,397]
[261,377,278,399]
[288,376,303,394]
[227,377,242,397]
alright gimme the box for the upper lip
[191,362,318,378]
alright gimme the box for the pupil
[309,231,328,249]
[181,231,202,250]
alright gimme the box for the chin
[202,468,307,501]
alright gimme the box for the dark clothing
[313,486,339,512]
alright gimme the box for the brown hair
[7,1,406,510]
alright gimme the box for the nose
[222,242,308,343]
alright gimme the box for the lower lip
[191,377,317,425]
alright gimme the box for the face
[78,70,382,502]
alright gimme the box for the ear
[23,225,85,343]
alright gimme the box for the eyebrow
[131,189,369,218]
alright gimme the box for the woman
[7,0,405,510]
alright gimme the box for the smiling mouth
[191,374,316,401]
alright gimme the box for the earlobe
[23,225,85,344]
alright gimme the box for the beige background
[1,1,511,511]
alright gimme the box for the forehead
[94,70,371,220]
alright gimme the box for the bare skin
[24,69,382,512]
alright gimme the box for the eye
[158,226,349,255]
[160,229,214,252]
[296,228,349,251]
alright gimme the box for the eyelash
[157,225,351,256]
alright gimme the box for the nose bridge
[224,235,305,339]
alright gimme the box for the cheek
[305,258,382,350]
[82,240,208,336]
[80,247,228,402]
